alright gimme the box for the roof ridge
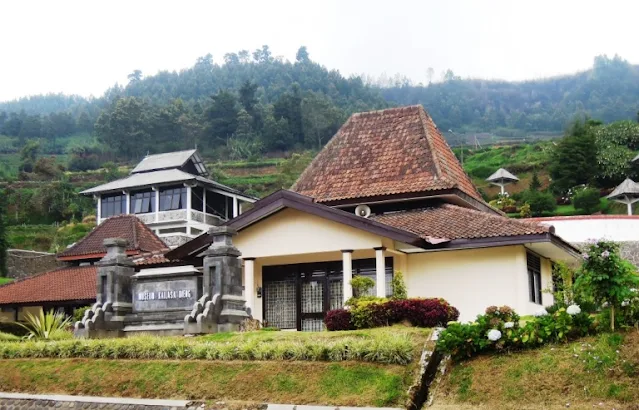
[290,114,356,191]
[417,106,444,180]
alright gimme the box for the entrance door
[300,265,327,331]
[262,267,297,330]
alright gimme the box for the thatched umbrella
[607,178,639,215]
[486,168,519,195]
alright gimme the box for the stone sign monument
[74,226,250,338]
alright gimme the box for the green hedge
[0,333,414,364]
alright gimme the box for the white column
[342,250,353,303]
[375,247,386,298]
[124,191,130,214]
[95,195,101,224]
[233,196,239,218]
[202,188,207,215]
[185,185,192,222]
[244,258,255,313]
[153,187,160,223]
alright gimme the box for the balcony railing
[99,209,224,226]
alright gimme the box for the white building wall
[534,216,639,243]
[406,245,553,322]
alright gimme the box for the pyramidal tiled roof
[57,215,169,261]
[291,105,483,204]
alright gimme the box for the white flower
[504,321,515,329]
[487,329,502,341]
[534,308,548,317]
[622,300,630,307]
[566,304,581,315]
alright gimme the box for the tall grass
[0,333,414,364]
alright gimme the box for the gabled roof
[0,265,97,305]
[57,215,169,261]
[80,168,250,198]
[486,168,519,183]
[131,149,205,175]
[291,105,483,205]
[607,178,639,200]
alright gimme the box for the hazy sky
[1,0,637,102]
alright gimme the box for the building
[81,149,256,248]
[162,106,579,326]
[0,216,169,322]
[0,105,581,328]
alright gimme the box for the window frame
[527,251,543,305]
[101,194,126,218]
[159,186,187,211]
[130,190,155,214]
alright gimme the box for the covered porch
[242,248,401,331]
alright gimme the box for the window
[101,194,126,218]
[130,190,155,214]
[159,186,187,211]
[191,187,204,212]
[527,252,543,304]
[205,190,229,219]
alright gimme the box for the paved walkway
[0,393,403,410]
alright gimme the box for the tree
[572,188,601,214]
[127,70,143,83]
[0,193,8,277]
[576,240,639,331]
[19,140,40,173]
[529,170,541,191]
[296,46,310,63]
[204,90,239,144]
[94,97,151,158]
[522,190,556,216]
[550,119,599,194]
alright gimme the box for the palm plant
[16,309,72,340]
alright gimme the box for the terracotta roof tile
[57,215,168,260]
[292,105,483,204]
[371,204,549,241]
[0,265,97,305]
[132,252,173,266]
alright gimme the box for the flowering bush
[575,240,639,331]
[325,298,459,331]
[436,305,593,361]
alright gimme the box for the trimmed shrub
[522,190,557,216]
[391,271,407,300]
[350,276,375,297]
[326,298,459,331]
[573,188,601,214]
[324,309,354,331]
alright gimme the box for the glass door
[300,265,326,331]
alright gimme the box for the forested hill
[0,49,638,162]
[382,55,639,134]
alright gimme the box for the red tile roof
[132,252,173,266]
[0,265,97,305]
[57,215,168,261]
[292,105,483,204]
[372,204,550,241]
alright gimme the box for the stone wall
[6,249,66,280]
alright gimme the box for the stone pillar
[342,250,353,303]
[97,238,135,317]
[201,226,249,332]
[374,247,386,298]
[243,258,255,315]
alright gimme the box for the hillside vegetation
[432,331,639,410]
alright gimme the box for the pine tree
[529,170,541,191]
[0,194,8,278]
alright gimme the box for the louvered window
[527,252,543,304]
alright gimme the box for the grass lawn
[0,278,13,285]
[432,331,639,409]
[0,327,431,406]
